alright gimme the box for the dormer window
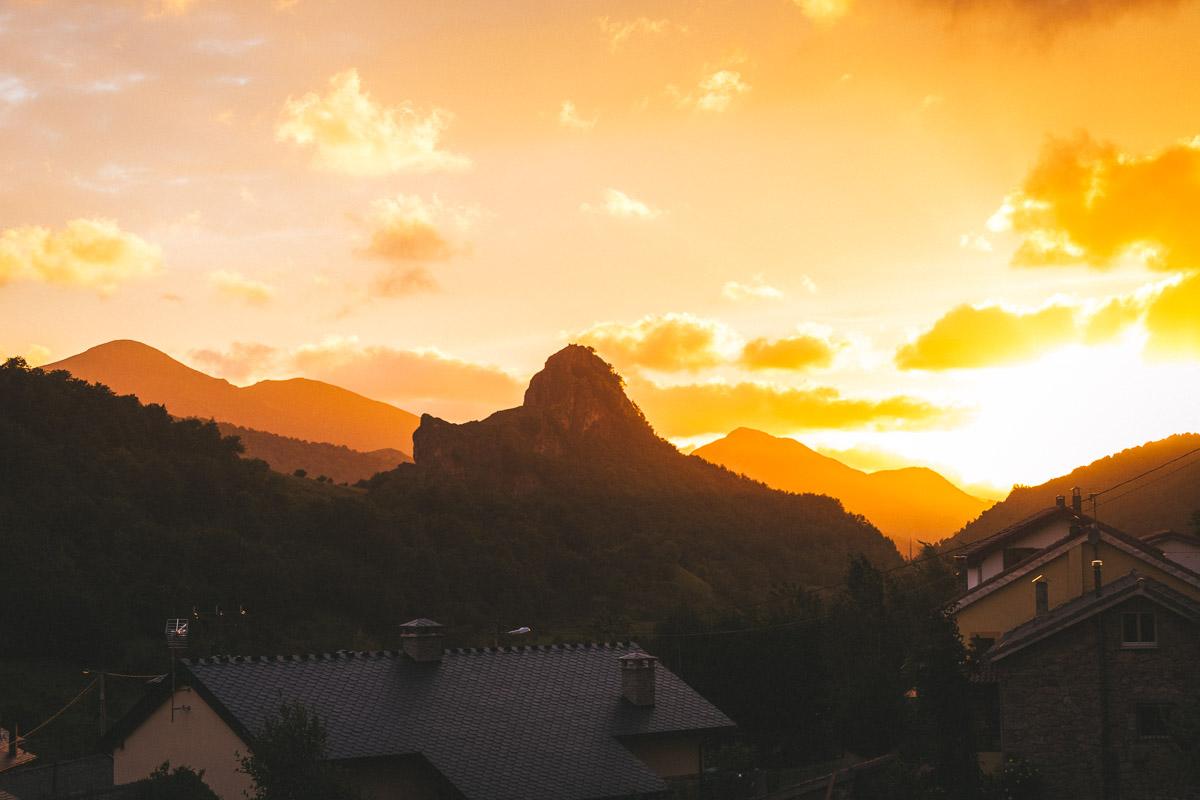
[1121,612,1157,648]
[1003,547,1039,570]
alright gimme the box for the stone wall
[994,596,1200,800]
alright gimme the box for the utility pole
[98,672,106,735]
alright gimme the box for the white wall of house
[970,519,1074,588]
[1158,536,1200,574]
[112,687,251,800]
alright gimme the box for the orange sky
[4,0,1200,493]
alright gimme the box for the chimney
[1033,576,1048,616]
[1092,559,1104,596]
[399,618,445,663]
[7,724,17,758]
[1055,495,1066,509]
[1071,487,1082,514]
[620,651,657,706]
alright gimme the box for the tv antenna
[165,619,192,722]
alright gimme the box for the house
[950,496,1200,779]
[987,573,1200,800]
[952,495,1200,650]
[103,619,734,800]
[1140,528,1200,574]
[0,730,36,776]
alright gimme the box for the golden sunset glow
[5,0,1200,493]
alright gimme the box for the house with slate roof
[952,495,1200,650]
[103,619,734,800]
[988,573,1200,800]
[950,493,1200,790]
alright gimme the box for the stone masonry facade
[994,596,1200,800]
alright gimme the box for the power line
[18,678,98,743]
[1092,445,1200,497]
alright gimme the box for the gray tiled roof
[184,643,733,800]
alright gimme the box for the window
[1003,547,1039,570]
[1122,612,1157,647]
[1136,703,1174,738]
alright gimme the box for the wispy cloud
[581,188,661,220]
[209,269,275,306]
[558,101,596,131]
[673,70,751,113]
[596,16,671,50]
[722,275,785,302]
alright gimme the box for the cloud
[894,298,1153,370]
[896,303,1077,370]
[363,194,453,263]
[576,313,734,373]
[597,16,670,50]
[581,188,661,220]
[558,101,596,131]
[928,0,1180,28]
[740,334,839,371]
[143,0,200,17]
[794,0,854,23]
[190,341,278,383]
[85,73,148,94]
[290,337,524,417]
[359,194,477,297]
[675,70,751,113]
[0,76,36,106]
[995,133,1200,272]
[276,69,469,176]
[0,219,161,293]
[806,0,1177,28]
[722,275,785,301]
[1144,273,1200,358]
[629,378,953,438]
[188,337,525,418]
[195,37,266,56]
[209,269,275,306]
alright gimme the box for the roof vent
[1055,495,1065,509]
[399,618,445,663]
[619,651,657,707]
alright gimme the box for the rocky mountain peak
[411,345,663,487]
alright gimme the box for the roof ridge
[189,642,645,666]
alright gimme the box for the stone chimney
[1071,486,1082,514]
[620,651,657,706]
[1034,576,1048,616]
[399,618,445,663]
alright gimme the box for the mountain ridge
[693,427,990,546]
[947,432,1200,546]
[44,339,419,454]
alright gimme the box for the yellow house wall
[112,688,251,800]
[956,540,1200,641]
[622,734,701,778]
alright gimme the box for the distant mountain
[368,345,902,609]
[45,340,419,454]
[215,422,411,485]
[947,433,1200,547]
[693,428,990,546]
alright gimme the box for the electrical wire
[17,678,98,742]
[1091,445,1200,498]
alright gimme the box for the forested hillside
[216,422,411,484]
[1,351,898,664]
[947,433,1200,547]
